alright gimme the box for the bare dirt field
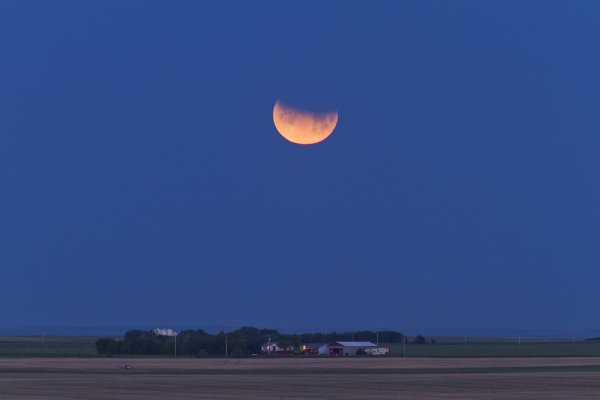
[1,357,600,399]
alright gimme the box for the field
[2,337,600,399]
[0,336,99,356]
[1,357,600,399]
[393,338,600,357]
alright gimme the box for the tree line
[95,327,405,356]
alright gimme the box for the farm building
[301,343,327,355]
[260,341,294,355]
[263,340,389,356]
[153,328,177,337]
[319,341,379,356]
[364,346,390,355]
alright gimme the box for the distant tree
[412,335,427,345]
[236,326,261,338]
[231,346,245,358]
[378,331,405,343]
[430,338,437,345]
[196,349,208,357]
[176,330,216,355]
[124,330,145,340]
[294,330,404,344]
[96,338,120,355]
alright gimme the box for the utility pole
[403,335,406,358]
[225,334,228,358]
[174,334,177,357]
[376,331,379,345]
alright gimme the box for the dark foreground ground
[2,357,600,399]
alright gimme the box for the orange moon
[273,100,338,145]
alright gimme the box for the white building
[154,328,177,337]
[320,341,379,356]
[364,346,390,355]
[261,341,294,354]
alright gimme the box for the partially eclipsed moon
[273,100,338,145]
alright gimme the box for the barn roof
[304,343,327,349]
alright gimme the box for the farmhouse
[260,341,294,355]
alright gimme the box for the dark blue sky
[1,1,598,333]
